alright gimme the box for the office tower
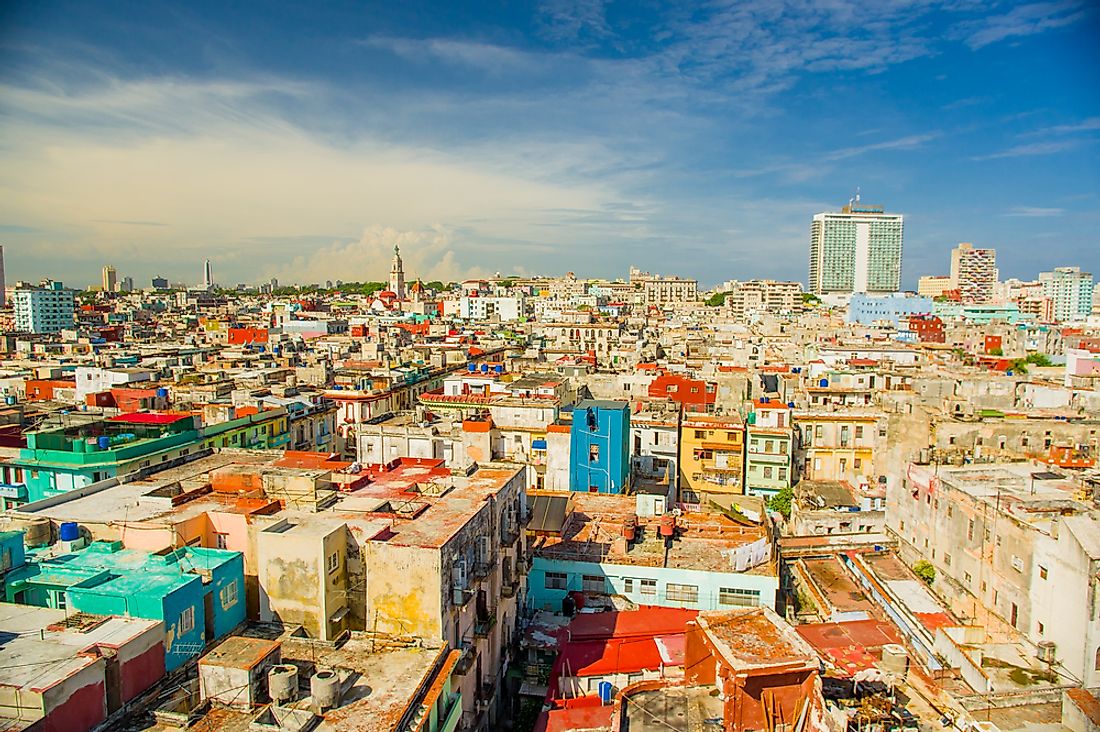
[950,243,997,304]
[13,281,76,333]
[0,245,6,308]
[102,265,117,293]
[1039,266,1094,323]
[389,245,406,299]
[809,194,903,296]
[203,259,213,290]
[121,276,134,293]
[152,276,169,289]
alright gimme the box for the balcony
[474,611,497,638]
[501,573,520,598]
[454,645,475,676]
[471,559,494,580]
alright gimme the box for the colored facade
[678,412,745,502]
[809,199,904,295]
[848,293,933,326]
[795,412,881,487]
[744,400,793,497]
[13,281,76,334]
[568,400,630,494]
[907,314,945,343]
[3,540,244,671]
[647,372,717,411]
[951,242,997,305]
[14,414,202,502]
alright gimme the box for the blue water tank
[761,396,769,403]
[59,522,80,542]
[787,402,795,409]
[1005,370,1013,376]
[819,378,829,388]
[97,436,110,450]
[480,363,489,373]
[494,365,503,374]
[598,681,613,705]
[468,363,477,373]
[4,395,14,405]
[156,387,169,398]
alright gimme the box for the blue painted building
[2,540,245,670]
[569,400,630,493]
[848,293,933,326]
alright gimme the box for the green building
[744,400,794,497]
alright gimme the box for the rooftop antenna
[855,186,861,203]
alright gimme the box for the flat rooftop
[699,607,816,668]
[535,492,772,574]
[622,685,724,732]
[0,603,160,696]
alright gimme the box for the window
[589,444,600,462]
[765,440,775,453]
[719,587,760,607]
[1037,622,1044,635]
[694,430,706,439]
[854,458,862,470]
[327,552,340,574]
[855,426,864,439]
[1039,565,1048,580]
[220,580,239,608]
[763,467,773,479]
[666,583,698,603]
[622,578,634,594]
[944,553,951,566]
[582,575,605,593]
[180,606,195,635]
[640,579,657,597]
[215,533,229,550]
[545,572,568,590]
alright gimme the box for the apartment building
[744,400,793,497]
[678,412,745,502]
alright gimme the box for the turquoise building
[2,539,244,670]
[569,400,630,494]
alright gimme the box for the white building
[809,196,904,296]
[1040,266,1093,323]
[458,296,523,321]
[12,282,75,334]
[74,366,157,400]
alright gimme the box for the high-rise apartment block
[13,280,75,333]
[1040,266,1094,323]
[809,196,903,296]
[950,242,997,304]
[102,265,117,293]
[0,245,6,308]
[203,259,213,290]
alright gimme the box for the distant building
[12,280,75,334]
[0,245,6,308]
[951,242,997,304]
[120,275,134,293]
[202,258,213,290]
[102,264,117,293]
[848,293,933,326]
[629,267,698,305]
[809,195,903,295]
[744,400,793,497]
[569,400,630,493]
[679,412,745,502]
[151,275,169,289]
[1040,266,1093,322]
[722,279,802,316]
[389,244,406,300]
[918,275,955,299]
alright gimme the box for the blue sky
[1,0,1097,289]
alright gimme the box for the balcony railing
[454,645,475,675]
[474,612,497,638]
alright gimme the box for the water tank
[1036,641,1057,664]
[4,395,14,405]
[598,680,614,705]
[787,402,795,409]
[879,643,909,677]
[97,436,110,450]
[494,364,503,374]
[468,363,477,373]
[819,378,829,388]
[480,363,489,374]
[156,387,169,398]
[59,522,80,542]
[310,669,341,712]
[268,664,298,705]
[23,518,52,548]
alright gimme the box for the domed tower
[389,244,406,299]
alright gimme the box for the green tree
[705,291,729,307]
[1008,359,1029,374]
[801,292,821,305]
[1025,353,1052,367]
[767,485,794,519]
[913,560,936,585]
[988,347,1003,356]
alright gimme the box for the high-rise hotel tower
[809,195,903,296]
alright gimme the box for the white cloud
[1005,206,1066,217]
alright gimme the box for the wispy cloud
[1022,116,1100,136]
[736,132,940,180]
[972,139,1079,160]
[959,0,1091,49]
[1005,206,1066,217]
[92,219,169,227]
[537,0,612,43]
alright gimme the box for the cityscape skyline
[1,1,1098,288]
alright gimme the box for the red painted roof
[108,412,190,425]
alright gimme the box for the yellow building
[794,412,882,487]
[678,413,745,502]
